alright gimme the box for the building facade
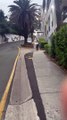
[41,0,67,42]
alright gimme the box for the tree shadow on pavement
[25,52,46,120]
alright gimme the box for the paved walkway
[5,48,66,120]
[33,50,66,120]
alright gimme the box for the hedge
[51,25,67,68]
[44,43,51,54]
[39,38,47,49]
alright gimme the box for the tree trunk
[31,27,34,42]
[31,32,34,42]
[24,36,27,45]
[23,25,28,45]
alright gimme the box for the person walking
[33,37,39,50]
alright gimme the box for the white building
[41,0,67,43]
[0,35,5,44]
[0,34,24,44]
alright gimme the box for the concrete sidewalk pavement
[33,50,66,120]
[5,48,66,120]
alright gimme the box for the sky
[0,0,42,16]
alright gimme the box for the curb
[0,48,20,120]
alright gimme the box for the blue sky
[0,0,42,16]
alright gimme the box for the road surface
[0,41,23,101]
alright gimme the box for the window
[52,21,53,27]
[47,0,51,10]
[62,6,67,20]
[51,10,53,27]
[49,26,50,31]
[48,16,50,31]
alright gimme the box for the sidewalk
[33,50,66,120]
[5,48,39,120]
[5,48,66,120]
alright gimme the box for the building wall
[0,35,5,44]
[41,8,45,38]
[62,0,67,7]
[41,0,67,42]
[42,0,57,42]
[61,0,67,22]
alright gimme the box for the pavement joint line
[40,91,61,95]
[0,47,21,120]
[28,57,32,60]
[25,56,33,59]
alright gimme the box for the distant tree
[9,0,40,44]
[0,10,9,37]
[0,10,5,22]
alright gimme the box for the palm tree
[9,0,39,44]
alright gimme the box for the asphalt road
[0,41,23,101]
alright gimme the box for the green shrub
[51,25,67,68]
[44,43,51,54]
[39,38,47,49]
[44,44,49,53]
[51,34,56,58]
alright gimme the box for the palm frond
[9,0,40,37]
[9,5,20,12]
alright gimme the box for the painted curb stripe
[0,48,20,120]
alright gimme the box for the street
[0,41,23,101]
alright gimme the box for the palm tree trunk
[24,36,28,44]
[31,32,34,42]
